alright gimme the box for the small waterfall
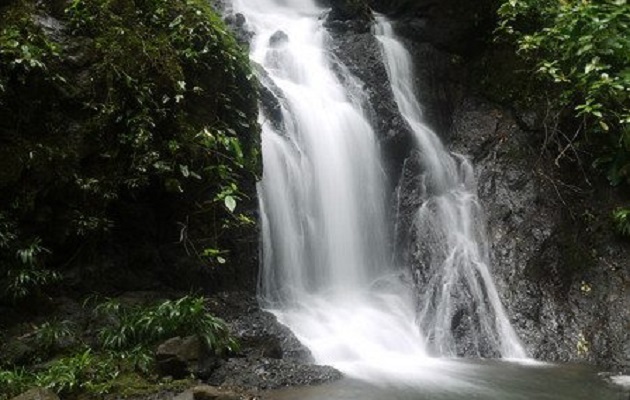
[374,16,526,359]
[231,0,527,382]
[232,0,430,379]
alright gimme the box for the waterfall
[230,0,526,381]
[374,16,526,359]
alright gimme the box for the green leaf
[224,195,236,212]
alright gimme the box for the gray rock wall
[449,97,630,371]
[324,1,630,372]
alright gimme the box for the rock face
[324,0,630,372]
[205,292,342,389]
[326,23,413,185]
[449,97,630,370]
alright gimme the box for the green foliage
[1,236,60,301]
[497,0,630,184]
[0,349,122,399]
[0,0,260,303]
[94,295,238,354]
[33,320,76,352]
[0,368,31,400]
[34,349,119,395]
[0,296,235,399]
[613,207,630,236]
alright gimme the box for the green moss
[106,374,192,398]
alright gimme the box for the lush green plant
[94,295,238,354]
[0,295,232,399]
[0,349,122,399]
[33,320,76,352]
[497,0,630,183]
[613,207,630,237]
[34,348,119,395]
[0,368,32,400]
[0,0,260,304]
[1,237,60,301]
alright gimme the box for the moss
[105,373,192,399]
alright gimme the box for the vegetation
[0,0,260,303]
[495,0,630,186]
[93,295,238,353]
[0,0,255,397]
[0,295,233,399]
[613,207,630,237]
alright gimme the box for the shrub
[94,295,238,354]
[613,207,630,237]
[0,0,260,303]
[496,0,630,184]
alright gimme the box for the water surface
[268,361,626,400]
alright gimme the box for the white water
[374,17,526,359]
[231,0,526,382]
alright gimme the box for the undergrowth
[0,295,234,399]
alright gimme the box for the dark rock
[326,0,373,33]
[207,357,342,390]
[0,338,37,366]
[234,13,246,27]
[202,292,342,389]
[326,26,414,186]
[269,30,289,48]
[368,0,495,57]
[448,96,630,371]
[156,336,209,379]
[229,306,314,363]
[392,151,426,266]
[221,8,254,45]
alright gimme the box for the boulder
[156,335,212,379]
[269,30,289,48]
[10,388,59,400]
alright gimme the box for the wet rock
[230,306,313,363]
[220,8,254,45]
[393,151,426,265]
[325,0,373,33]
[10,388,59,400]
[202,292,342,389]
[368,0,495,57]
[448,96,630,371]
[269,30,289,47]
[0,338,36,366]
[326,26,414,185]
[33,15,65,42]
[207,357,342,390]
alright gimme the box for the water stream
[374,17,526,359]
[230,0,621,395]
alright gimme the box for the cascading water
[374,17,527,359]
[230,0,526,382]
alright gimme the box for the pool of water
[267,360,627,400]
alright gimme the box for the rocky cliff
[325,0,630,372]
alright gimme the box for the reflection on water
[267,360,627,400]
